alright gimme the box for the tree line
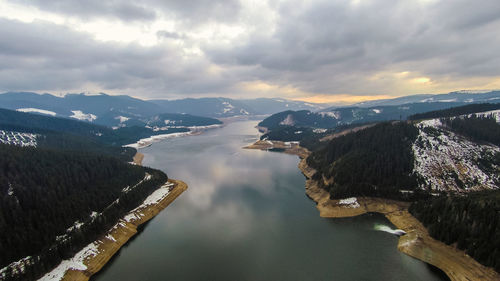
[441,115,500,146]
[409,190,500,272]
[306,122,423,200]
[0,144,168,280]
[408,103,500,120]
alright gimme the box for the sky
[1,0,500,103]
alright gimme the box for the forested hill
[298,106,500,273]
[0,110,183,280]
[305,115,500,200]
[0,144,168,280]
[306,122,422,200]
[0,108,189,161]
[408,103,500,120]
[409,190,500,271]
[257,102,467,131]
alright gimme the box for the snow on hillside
[0,130,38,147]
[473,109,500,122]
[319,111,341,119]
[115,116,130,123]
[16,108,56,116]
[279,114,295,126]
[70,110,97,122]
[412,119,499,192]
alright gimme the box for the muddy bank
[49,179,188,281]
[243,139,310,159]
[132,152,144,165]
[298,157,500,281]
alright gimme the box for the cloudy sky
[1,0,500,103]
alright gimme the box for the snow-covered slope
[0,130,38,147]
[412,119,499,192]
[70,110,97,122]
[473,109,500,122]
[353,90,500,108]
[16,108,56,116]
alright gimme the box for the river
[93,120,447,281]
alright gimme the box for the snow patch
[313,128,327,133]
[124,182,174,222]
[472,109,500,123]
[279,114,295,126]
[115,116,130,123]
[319,111,341,119]
[0,256,38,279]
[39,241,101,281]
[412,119,500,192]
[17,108,57,116]
[123,132,195,148]
[106,234,116,242]
[338,197,360,208]
[0,130,38,147]
[70,110,97,122]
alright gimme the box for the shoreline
[38,148,188,281]
[52,179,187,281]
[246,140,500,281]
[298,156,500,281]
[132,152,144,165]
[124,124,225,149]
[243,139,310,158]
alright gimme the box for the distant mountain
[258,102,473,130]
[352,90,500,108]
[0,92,166,127]
[0,108,188,158]
[150,98,251,118]
[146,113,222,128]
[150,97,324,118]
[238,98,324,115]
[0,92,325,127]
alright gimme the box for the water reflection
[93,120,447,281]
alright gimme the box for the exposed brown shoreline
[243,139,309,158]
[60,179,187,281]
[50,151,188,281]
[246,140,500,281]
[132,152,144,165]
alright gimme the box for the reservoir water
[93,120,447,281]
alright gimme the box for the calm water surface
[93,120,447,281]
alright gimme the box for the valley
[1,92,500,281]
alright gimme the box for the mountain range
[2,90,500,131]
[0,92,324,127]
[259,91,500,130]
